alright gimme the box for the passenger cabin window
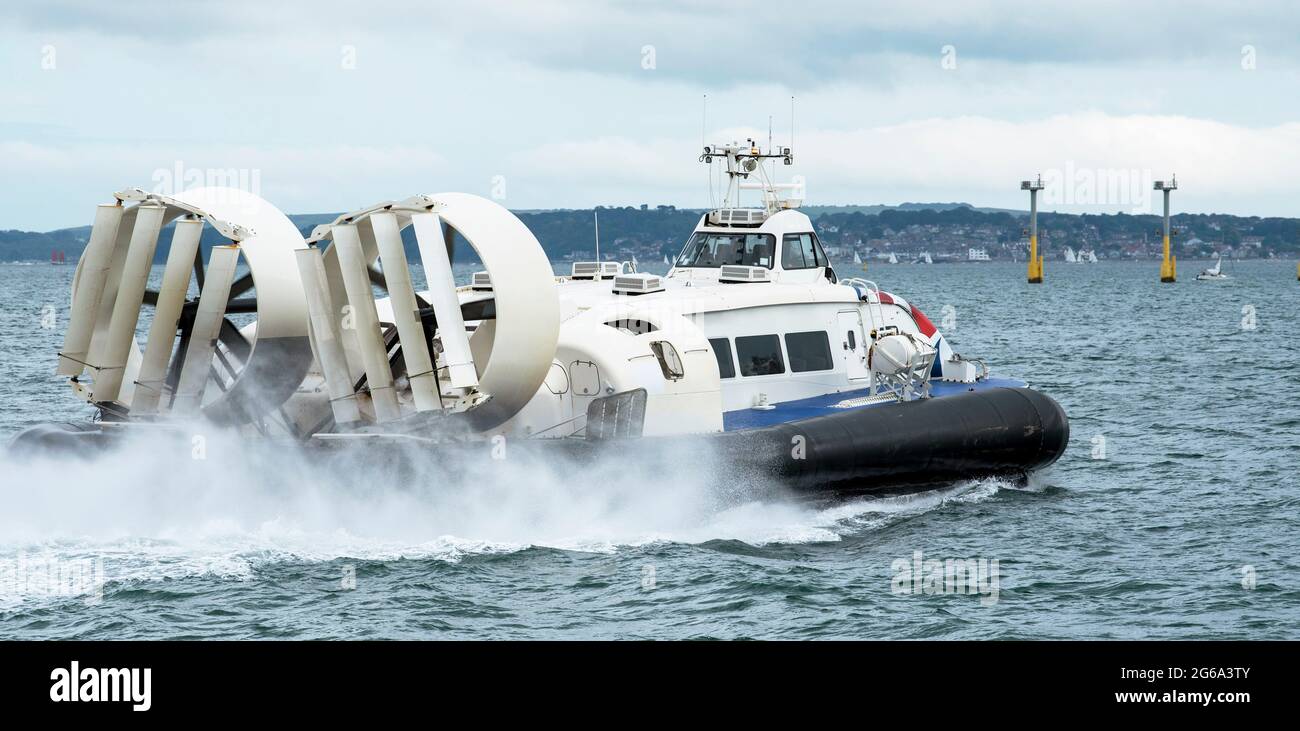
[784,331,834,372]
[708,337,736,379]
[735,334,785,376]
[781,232,829,270]
[650,341,685,381]
[676,233,775,269]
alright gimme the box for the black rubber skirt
[707,386,1069,496]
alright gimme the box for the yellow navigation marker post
[1155,176,1178,283]
[1021,175,1045,283]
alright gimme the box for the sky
[3,0,1300,230]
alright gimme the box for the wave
[0,425,1011,603]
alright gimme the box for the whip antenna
[702,94,708,149]
[790,95,796,158]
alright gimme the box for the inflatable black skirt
[710,386,1069,496]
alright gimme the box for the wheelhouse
[669,208,834,285]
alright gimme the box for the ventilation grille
[719,265,771,283]
[571,261,622,279]
[612,273,663,295]
[707,208,767,226]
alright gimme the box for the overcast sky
[3,0,1300,230]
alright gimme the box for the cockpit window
[676,233,775,269]
[782,232,828,270]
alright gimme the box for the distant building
[968,247,991,261]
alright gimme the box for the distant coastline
[3,202,1298,265]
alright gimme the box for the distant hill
[801,202,1020,216]
[3,202,1298,263]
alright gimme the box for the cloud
[8,112,1300,229]
[509,113,1300,216]
[3,1,1300,226]
[8,0,1300,87]
[0,142,446,228]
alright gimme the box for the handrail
[841,277,884,336]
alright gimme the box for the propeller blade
[91,203,165,403]
[459,297,495,321]
[172,245,240,415]
[332,223,401,423]
[217,317,252,362]
[132,217,203,414]
[228,272,255,300]
[59,203,124,376]
[193,246,206,290]
[224,298,259,314]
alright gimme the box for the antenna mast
[701,94,708,149]
[790,96,795,158]
[698,104,796,212]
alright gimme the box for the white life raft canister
[868,333,925,376]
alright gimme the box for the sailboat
[1079,249,1098,263]
[1196,254,1229,281]
[1063,247,1077,263]
[887,252,898,264]
[853,249,867,271]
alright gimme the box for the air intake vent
[611,273,664,295]
[471,271,492,291]
[719,265,771,283]
[571,261,622,279]
[707,208,767,226]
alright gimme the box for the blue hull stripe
[722,377,1027,431]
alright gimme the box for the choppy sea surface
[0,258,1296,639]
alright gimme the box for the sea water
[0,259,1295,639]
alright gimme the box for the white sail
[888,252,898,264]
[853,251,862,264]
[1064,247,1077,263]
[1197,253,1228,280]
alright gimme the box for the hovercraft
[12,139,1068,497]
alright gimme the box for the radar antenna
[699,138,794,212]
